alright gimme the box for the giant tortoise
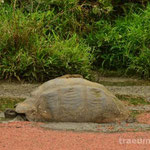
[5,75,129,123]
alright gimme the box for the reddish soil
[1,122,150,150]
[137,113,150,124]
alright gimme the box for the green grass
[116,95,150,105]
[0,5,93,81]
[130,110,141,120]
[87,4,150,79]
[0,2,150,81]
[0,97,24,112]
[117,94,150,120]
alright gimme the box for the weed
[0,97,24,112]
[116,95,150,105]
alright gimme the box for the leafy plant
[0,1,150,81]
[87,4,150,78]
[0,5,93,81]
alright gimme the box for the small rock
[126,117,136,123]
[0,112,4,118]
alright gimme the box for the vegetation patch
[130,110,141,118]
[0,97,24,112]
[0,1,150,81]
[116,95,150,105]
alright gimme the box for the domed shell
[16,77,129,123]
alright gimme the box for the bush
[0,6,93,81]
[86,4,150,78]
[0,1,150,81]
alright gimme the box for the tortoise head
[4,108,17,119]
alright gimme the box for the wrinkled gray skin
[4,108,28,121]
[5,75,130,123]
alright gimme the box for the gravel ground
[0,78,150,100]
[40,121,150,133]
[1,112,150,133]
[0,81,39,98]
[107,86,150,101]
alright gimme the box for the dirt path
[0,81,39,98]
[107,86,150,101]
[1,122,150,150]
[0,78,150,100]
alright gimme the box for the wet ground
[0,77,150,99]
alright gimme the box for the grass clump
[116,95,150,106]
[0,97,24,112]
[0,5,93,81]
[87,4,150,79]
[130,110,141,119]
